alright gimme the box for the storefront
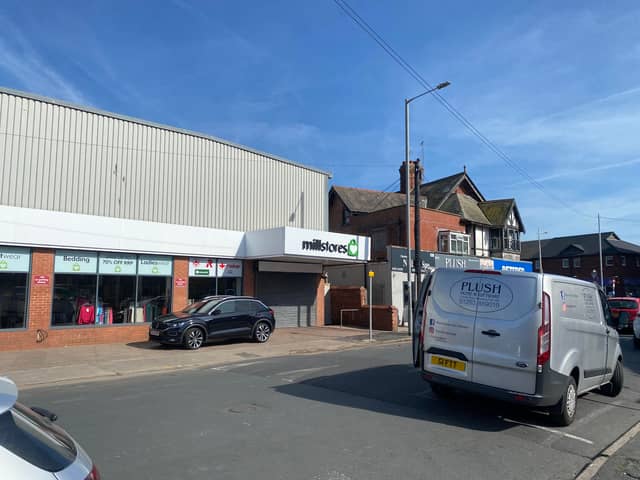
[0,206,370,350]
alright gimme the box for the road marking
[210,361,261,372]
[500,417,594,445]
[276,365,341,377]
[576,420,640,480]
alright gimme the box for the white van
[416,269,624,425]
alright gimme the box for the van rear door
[423,269,478,380]
[468,272,539,394]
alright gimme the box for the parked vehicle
[149,296,276,350]
[416,269,623,426]
[607,297,640,333]
[0,377,100,479]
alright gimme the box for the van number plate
[430,355,466,372]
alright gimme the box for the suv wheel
[551,377,577,426]
[184,327,205,350]
[253,322,271,343]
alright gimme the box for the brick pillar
[173,257,189,312]
[29,249,55,335]
[315,274,325,326]
[242,260,256,296]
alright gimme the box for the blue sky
[1,1,640,243]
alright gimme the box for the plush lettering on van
[449,277,514,313]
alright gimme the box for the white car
[0,377,100,479]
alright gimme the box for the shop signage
[175,277,186,287]
[33,275,50,285]
[389,246,495,273]
[55,250,98,274]
[189,257,216,277]
[98,253,137,275]
[138,255,173,276]
[284,228,370,261]
[0,246,30,273]
[493,259,533,272]
[217,261,242,278]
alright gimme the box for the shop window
[0,247,30,329]
[52,274,98,326]
[137,277,172,323]
[0,273,29,329]
[188,258,242,303]
[99,275,137,324]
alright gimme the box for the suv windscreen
[0,402,77,472]
[182,300,220,314]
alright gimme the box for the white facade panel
[0,89,329,233]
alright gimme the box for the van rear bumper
[421,364,568,408]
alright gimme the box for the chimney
[399,160,417,194]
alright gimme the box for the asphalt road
[19,337,640,480]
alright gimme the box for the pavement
[0,326,410,390]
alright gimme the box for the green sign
[195,269,211,276]
[347,239,359,257]
[0,247,30,273]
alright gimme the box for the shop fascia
[388,246,532,273]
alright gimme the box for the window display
[52,251,174,327]
[188,257,242,303]
[0,247,30,330]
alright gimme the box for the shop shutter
[256,272,317,328]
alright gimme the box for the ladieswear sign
[54,251,98,274]
[0,247,30,273]
[138,255,172,276]
[449,277,514,313]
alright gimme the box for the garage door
[256,272,317,328]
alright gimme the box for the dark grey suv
[148,296,276,349]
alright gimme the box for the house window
[502,228,520,251]
[371,229,387,255]
[534,259,540,270]
[606,256,613,266]
[562,258,569,269]
[621,256,626,267]
[438,231,470,255]
[490,229,501,250]
[342,208,351,225]
[573,257,581,268]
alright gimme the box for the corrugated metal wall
[0,91,328,231]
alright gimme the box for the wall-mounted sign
[33,275,50,285]
[98,253,137,275]
[138,255,173,276]
[189,257,216,277]
[217,261,242,278]
[175,277,186,288]
[55,250,98,274]
[0,246,30,273]
[284,228,370,261]
[388,246,498,274]
[493,259,533,272]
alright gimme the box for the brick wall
[316,275,325,326]
[172,257,189,311]
[243,260,256,296]
[329,286,397,331]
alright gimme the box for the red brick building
[521,232,640,296]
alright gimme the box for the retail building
[0,87,370,350]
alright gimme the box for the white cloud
[0,15,88,105]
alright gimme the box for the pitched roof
[521,232,622,259]
[331,186,406,213]
[419,171,485,209]
[441,193,492,225]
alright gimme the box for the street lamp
[404,81,450,337]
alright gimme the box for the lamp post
[537,228,547,274]
[404,81,450,336]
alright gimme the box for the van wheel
[551,377,577,426]
[430,382,454,398]
[600,360,624,397]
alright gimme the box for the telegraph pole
[413,159,423,304]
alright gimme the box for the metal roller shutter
[256,272,317,328]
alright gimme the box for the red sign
[175,277,186,288]
[33,275,50,286]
